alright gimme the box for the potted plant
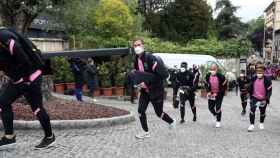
[52,57,73,93]
[114,58,127,96]
[64,71,75,91]
[93,88,101,96]
[115,72,125,96]
[99,62,113,96]
[54,83,65,94]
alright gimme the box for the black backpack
[3,28,45,71]
[145,54,169,80]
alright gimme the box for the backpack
[3,28,45,71]
[145,54,169,80]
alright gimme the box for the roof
[265,2,275,12]
[153,53,220,68]
[42,48,130,59]
[29,12,65,32]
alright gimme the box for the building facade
[0,14,69,52]
[264,0,280,63]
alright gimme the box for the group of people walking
[0,27,274,149]
[130,38,273,139]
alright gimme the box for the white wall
[30,38,69,52]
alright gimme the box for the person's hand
[139,82,147,88]
[13,78,23,85]
[262,100,267,105]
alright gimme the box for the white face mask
[210,70,217,76]
[257,73,263,78]
[134,46,144,55]
[180,68,186,72]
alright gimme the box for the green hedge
[142,36,252,57]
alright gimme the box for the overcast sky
[208,0,273,22]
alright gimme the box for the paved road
[1,81,280,158]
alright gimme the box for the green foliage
[247,17,264,35]
[115,58,127,86]
[70,35,129,49]
[215,0,246,40]
[0,0,64,33]
[63,0,92,35]
[63,0,137,49]
[90,0,134,39]
[52,57,74,83]
[143,0,212,42]
[98,62,111,88]
[141,36,251,57]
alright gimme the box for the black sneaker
[35,134,55,149]
[180,120,185,124]
[241,110,246,116]
[0,135,16,147]
[193,116,197,122]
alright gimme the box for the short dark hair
[132,37,144,45]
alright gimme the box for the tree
[137,0,173,31]
[247,17,265,53]
[91,0,134,39]
[247,17,264,35]
[0,0,63,34]
[215,0,244,39]
[154,0,212,42]
[138,0,172,14]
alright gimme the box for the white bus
[153,53,236,83]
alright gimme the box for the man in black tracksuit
[205,64,227,128]
[192,65,200,90]
[168,67,179,108]
[176,62,196,123]
[237,70,250,116]
[130,39,175,139]
[0,28,54,148]
[247,63,272,132]
[247,63,256,81]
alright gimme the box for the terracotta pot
[83,84,88,92]
[114,87,124,96]
[102,88,113,96]
[112,87,117,95]
[54,83,65,94]
[133,89,139,99]
[66,83,75,90]
[93,88,101,96]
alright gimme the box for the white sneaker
[135,131,151,139]
[248,125,255,132]
[215,122,221,128]
[169,120,176,129]
[92,99,97,102]
[259,123,264,130]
